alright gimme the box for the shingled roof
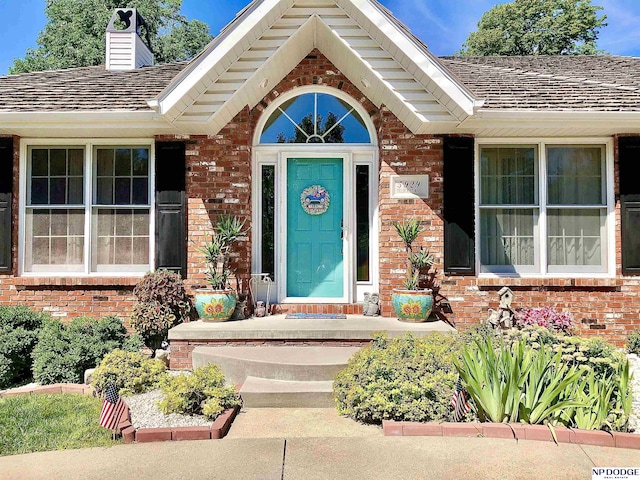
[0,55,639,113]
[0,62,187,113]
[441,55,640,111]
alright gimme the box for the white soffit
[152,0,481,135]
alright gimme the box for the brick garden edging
[383,421,640,450]
[0,383,239,443]
[118,405,240,444]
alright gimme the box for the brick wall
[2,54,640,346]
[375,116,640,345]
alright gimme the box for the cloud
[597,0,640,55]
[380,0,497,54]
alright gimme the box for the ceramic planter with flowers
[391,218,435,322]
[195,215,247,322]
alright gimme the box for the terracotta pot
[194,289,237,322]
[391,289,433,322]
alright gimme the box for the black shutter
[443,136,475,275]
[0,138,13,272]
[619,136,640,275]
[155,142,187,277]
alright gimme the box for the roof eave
[475,109,640,121]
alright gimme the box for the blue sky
[0,0,639,76]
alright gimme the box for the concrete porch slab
[168,315,456,341]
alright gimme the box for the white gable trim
[151,0,482,135]
[337,0,480,116]
[152,0,293,117]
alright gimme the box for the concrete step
[191,346,361,385]
[239,376,335,408]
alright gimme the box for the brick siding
[1,53,640,345]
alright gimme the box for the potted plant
[195,215,247,322]
[391,218,435,322]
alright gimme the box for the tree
[277,112,346,143]
[459,0,607,56]
[10,0,212,74]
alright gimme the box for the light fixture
[259,78,269,89]
[360,76,370,88]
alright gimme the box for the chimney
[105,9,154,71]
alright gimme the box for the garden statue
[363,292,380,316]
[486,286,515,329]
[231,296,248,320]
[255,301,267,317]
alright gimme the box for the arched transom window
[259,92,371,144]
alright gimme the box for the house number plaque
[390,175,430,199]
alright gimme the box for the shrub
[514,306,573,333]
[504,326,623,378]
[158,364,240,419]
[626,330,640,355]
[0,306,47,389]
[131,270,191,351]
[333,333,464,424]
[32,316,139,385]
[91,349,167,396]
[456,333,632,431]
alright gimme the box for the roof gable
[152,0,481,135]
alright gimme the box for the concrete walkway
[0,436,638,480]
[0,408,638,480]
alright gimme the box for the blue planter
[194,290,237,322]
[392,289,433,322]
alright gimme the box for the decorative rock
[84,368,96,385]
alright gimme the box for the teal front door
[287,158,344,298]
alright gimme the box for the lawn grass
[0,394,122,456]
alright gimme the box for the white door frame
[252,144,379,304]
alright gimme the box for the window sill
[476,277,621,288]
[13,277,141,287]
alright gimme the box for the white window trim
[19,138,155,277]
[475,137,615,278]
[252,85,379,148]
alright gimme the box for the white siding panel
[358,49,390,59]
[188,104,225,114]
[134,36,154,67]
[286,7,346,17]
[412,102,452,114]
[345,37,380,49]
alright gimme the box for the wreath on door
[300,185,330,215]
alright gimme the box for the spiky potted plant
[391,218,435,322]
[195,215,247,322]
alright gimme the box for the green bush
[158,364,240,419]
[131,270,191,351]
[504,326,624,378]
[333,333,464,424]
[456,334,632,431]
[627,330,640,355]
[0,306,47,389]
[91,349,167,396]
[32,316,139,385]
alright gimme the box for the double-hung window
[479,141,611,276]
[24,143,152,275]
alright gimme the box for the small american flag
[99,385,126,430]
[451,377,471,422]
